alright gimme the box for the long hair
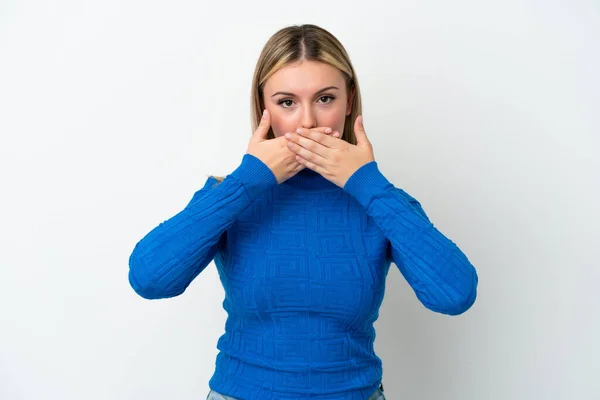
[209,24,362,183]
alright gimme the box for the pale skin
[262,60,376,188]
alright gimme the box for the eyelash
[277,95,336,109]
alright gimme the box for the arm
[343,161,478,316]
[128,154,277,299]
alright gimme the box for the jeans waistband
[208,382,384,399]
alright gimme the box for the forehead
[264,61,345,95]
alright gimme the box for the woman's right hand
[246,109,337,184]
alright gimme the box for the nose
[300,106,317,130]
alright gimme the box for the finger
[252,109,271,142]
[295,127,338,148]
[290,141,328,166]
[309,126,334,135]
[354,115,367,146]
[293,162,305,173]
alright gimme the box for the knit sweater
[128,153,478,399]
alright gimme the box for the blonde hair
[209,24,362,183]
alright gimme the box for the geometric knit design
[128,153,478,399]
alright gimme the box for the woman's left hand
[284,115,375,188]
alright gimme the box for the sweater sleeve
[343,161,478,316]
[128,153,277,300]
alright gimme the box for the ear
[346,85,356,116]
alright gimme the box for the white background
[1,1,598,399]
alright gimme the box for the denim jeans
[206,382,386,400]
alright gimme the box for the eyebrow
[270,86,340,98]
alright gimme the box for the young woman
[128,24,478,400]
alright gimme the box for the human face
[263,60,353,138]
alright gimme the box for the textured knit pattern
[128,153,478,399]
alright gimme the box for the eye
[277,95,336,109]
[319,95,335,104]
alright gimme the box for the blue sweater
[128,153,478,399]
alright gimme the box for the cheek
[321,112,346,131]
[270,119,286,138]
[269,115,296,137]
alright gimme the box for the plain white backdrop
[1,1,598,399]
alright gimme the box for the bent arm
[128,154,277,299]
[343,161,478,316]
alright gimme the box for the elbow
[128,268,162,300]
[128,249,177,300]
[128,267,184,300]
[424,268,478,316]
[439,269,479,316]
[441,284,477,316]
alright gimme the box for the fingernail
[296,128,303,134]
[262,109,267,119]
[325,127,332,133]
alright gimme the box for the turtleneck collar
[281,167,339,191]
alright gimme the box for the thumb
[354,115,368,146]
[253,109,271,142]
